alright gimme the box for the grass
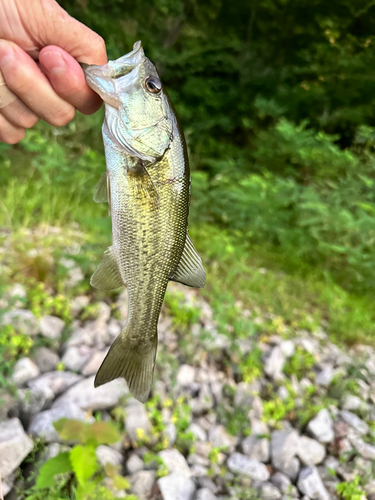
[1,119,375,348]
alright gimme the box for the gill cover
[84,41,173,162]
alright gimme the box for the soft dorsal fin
[90,246,124,291]
[171,233,206,288]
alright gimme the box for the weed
[336,475,366,500]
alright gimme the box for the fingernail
[40,51,66,75]
[0,40,14,66]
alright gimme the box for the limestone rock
[12,357,40,386]
[40,315,65,340]
[0,418,33,477]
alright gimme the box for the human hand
[0,0,107,143]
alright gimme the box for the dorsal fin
[170,233,206,288]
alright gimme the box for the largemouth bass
[83,41,206,403]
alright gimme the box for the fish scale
[84,41,205,402]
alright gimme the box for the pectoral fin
[90,246,123,290]
[171,233,206,288]
[93,172,111,215]
[93,172,108,203]
[129,163,159,209]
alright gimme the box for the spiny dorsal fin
[171,232,206,288]
[90,246,123,291]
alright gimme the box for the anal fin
[90,246,123,291]
[171,232,206,288]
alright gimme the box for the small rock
[265,346,285,380]
[187,454,210,467]
[17,386,54,426]
[126,454,144,474]
[242,435,270,462]
[53,375,128,410]
[40,315,65,340]
[195,488,217,500]
[96,445,123,468]
[159,449,191,477]
[61,345,93,371]
[306,409,334,443]
[208,425,237,453]
[1,309,39,336]
[177,364,195,386]
[339,410,369,436]
[278,457,300,482]
[280,340,295,358]
[234,381,259,407]
[70,295,90,317]
[125,400,151,442]
[315,365,334,387]
[28,401,91,442]
[12,357,40,386]
[130,470,156,500]
[1,477,12,496]
[0,418,33,477]
[261,482,282,500]
[250,417,269,436]
[297,466,330,500]
[5,284,27,306]
[347,428,375,460]
[28,371,82,396]
[81,350,107,376]
[248,395,264,419]
[66,327,92,347]
[158,473,196,500]
[342,394,366,412]
[165,422,177,446]
[227,452,270,481]
[297,436,326,465]
[271,430,299,471]
[34,347,59,373]
[271,472,292,494]
[187,423,207,442]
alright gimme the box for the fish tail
[94,326,157,403]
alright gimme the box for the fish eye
[145,76,162,94]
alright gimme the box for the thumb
[37,3,107,65]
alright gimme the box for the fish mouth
[82,41,145,92]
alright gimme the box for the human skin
[0,0,107,144]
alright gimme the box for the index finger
[39,46,103,115]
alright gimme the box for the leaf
[112,474,130,490]
[70,445,98,484]
[54,418,87,442]
[104,463,117,478]
[36,452,72,488]
[84,421,121,445]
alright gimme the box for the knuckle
[50,105,75,127]
[18,110,39,129]
[9,72,34,95]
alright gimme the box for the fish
[83,41,206,403]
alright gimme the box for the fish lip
[82,41,145,81]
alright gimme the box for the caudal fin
[94,328,157,403]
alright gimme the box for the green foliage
[239,347,263,383]
[164,290,201,328]
[28,281,71,322]
[27,419,130,500]
[36,452,72,489]
[283,347,316,380]
[336,476,366,500]
[0,324,33,388]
